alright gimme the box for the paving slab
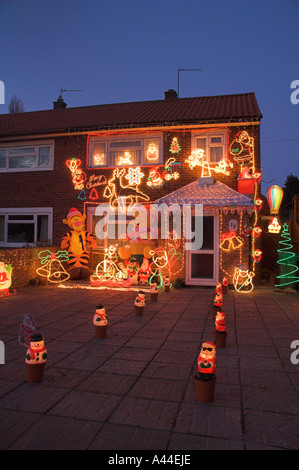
[0,283,299,450]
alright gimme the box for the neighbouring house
[0,89,263,289]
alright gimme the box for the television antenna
[177,68,201,97]
[59,88,83,98]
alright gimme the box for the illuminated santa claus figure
[222,277,228,294]
[215,311,226,332]
[212,291,223,318]
[196,342,216,381]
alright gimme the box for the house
[0,89,263,289]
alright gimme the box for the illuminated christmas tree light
[275,223,299,288]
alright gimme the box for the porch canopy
[154,179,253,214]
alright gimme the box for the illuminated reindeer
[103,168,149,210]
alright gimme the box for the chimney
[164,89,178,100]
[53,95,67,109]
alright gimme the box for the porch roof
[154,179,253,213]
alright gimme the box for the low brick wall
[0,246,60,289]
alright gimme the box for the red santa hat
[67,208,82,220]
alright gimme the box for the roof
[154,179,253,213]
[0,92,262,138]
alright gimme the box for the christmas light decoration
[147,167,164,188]
[95,245,126,282]
[233,264,255,293]
[146,143,159,161]
[164,157,181,181]
[93,153,105,166]
[89,187,99,200]
[268,217,281,234]
[36,250,70,284]
[169,137,181,154]
[117,152,133,165]
[66,158,87,190]
[229,130,254,169]
[103,168,150,210]
[125,167,144,186]
[275,223,299,288]
[185,148,205,170]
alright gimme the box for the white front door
[185,214,219,286]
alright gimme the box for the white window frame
[191,130,227,164]
[0,140,54,173]
[88,133,163,168]
[0,207,53,247]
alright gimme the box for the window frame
[0,207,53,247]
[88,133,163,169]
[0,140,54,173]
[191,130,227,165]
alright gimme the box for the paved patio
[0,282,298,450]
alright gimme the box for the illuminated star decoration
[125,167,144,186]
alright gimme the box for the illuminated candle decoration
[103,168,150,210]
[36,250,70,284]
[233,264,255,293]
[169,137,181,154]
[25,333,47,383]
[117,152,133,165]
[146,143,159,161]
[275,223,299,288]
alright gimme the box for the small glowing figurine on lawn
[215,311,226,333]
[196,342,216,381]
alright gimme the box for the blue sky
[0,0,298,194]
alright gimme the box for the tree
[280,173,299,220]
[275,223,299,289]
[8,95,24,113]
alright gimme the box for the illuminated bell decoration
[237,166,255,194]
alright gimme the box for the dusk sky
[0,0,298,194]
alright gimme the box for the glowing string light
[275,223,299,288]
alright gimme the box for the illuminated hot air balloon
[266,185,283,215]
[266,185,283,234]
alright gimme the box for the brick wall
[0,122,262,286]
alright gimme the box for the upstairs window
[0,141,54,172]
[88,134,163,168]
[191,131,227,164]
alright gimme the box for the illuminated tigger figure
[61,207,97,279]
